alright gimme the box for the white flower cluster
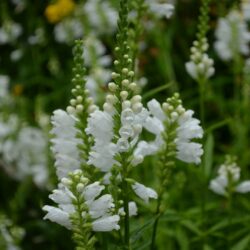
[0,122,49,188]
[43,170,120,232]
[0,214,25,250]
[0,78,49,188]
[209,159,250,196]
[214,10,250,61]
[135,94,204,165]
[0,21,22,45]
[0,75,10,99]
[186,38,215,81]
[85,68,158,203]
[146,0,175,19]
[54,0,117,43]
[50,110,81,178]
[242,0,250,21]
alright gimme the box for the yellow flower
[12,84,24,96]
[45,0,75,23]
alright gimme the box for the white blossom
[186,39,215,81]
[236,181,250,193]
[43,176,120,232]
[146,1,175,19]
[132,182,158,203]
[209,159,250,196]
[119,201,138,217]
[51,110,81,178]
[0,21,22,44]
[92,215,120,232]
[0,75,10,98]
[137,98,203,165]
[214,10,250,61]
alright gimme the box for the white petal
[119,201,138,217]
[144,116,164,135]
[132,182,158,203]
[185,61,198,80]
[209,176,227,196]
[83,182,104,201]
[87,194,114,219]
[147,99,165,121]
[176,141,203,164]
[49,188,75,204]
[92,215,120,232]
[236,181,250,193]
[43,205,72,229]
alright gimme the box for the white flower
[214,10,250,61]
[86,110,114,142]
[177,110,203,140]
[83,0,118,34]
[87,194,114,219]
[147,2,175,19]
[92,215,120,232]
[54,19,84,43]
[140,98,203,165]
[43,177,120,232]
[209,159,250,196]
[83,181,105,201]
[43,205,72,229]
[119,201,138,217]
[242,2,250,20]
[0,75,10,98]
[176,141,203,164]
[51,110,81,179]
[236,181,250,193]
[0,21,22,44]
[132,182,158,203]
[144,116,164,135]
[147,99,166,121]
[88,142,118,172]
[218,163,240,182]
[209,176,227,196]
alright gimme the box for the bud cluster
[186,38,215,81]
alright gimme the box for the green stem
[150,191,163,250]
[123,177,130,249]
[199,79,206,128]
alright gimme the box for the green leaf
[142,82,173,100]
[203,244,214,250]
[231,235,250,250]
[204,133,214,178]
[175,226,189,250]
[131,216,158,244]
[180,220,202,236]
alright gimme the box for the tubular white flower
[147,1,175,19]
[43,206,72,230]
[92,215,120,232]
[175,141,203,164]
[214,10,250,61]
[87,194,114,219]
[144,116,164,135]
[132,182,158,203]
[43,176,120,232]
[139,98,203,165]
[209,176,227,196]
[236,181,250,193]
[86,110,114,142]
[147,99,166,121]
[119,201,138,217]
[209,158,250,196]
[83,181,105,201]
[177,110,203,140]
[51,110,81,179]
